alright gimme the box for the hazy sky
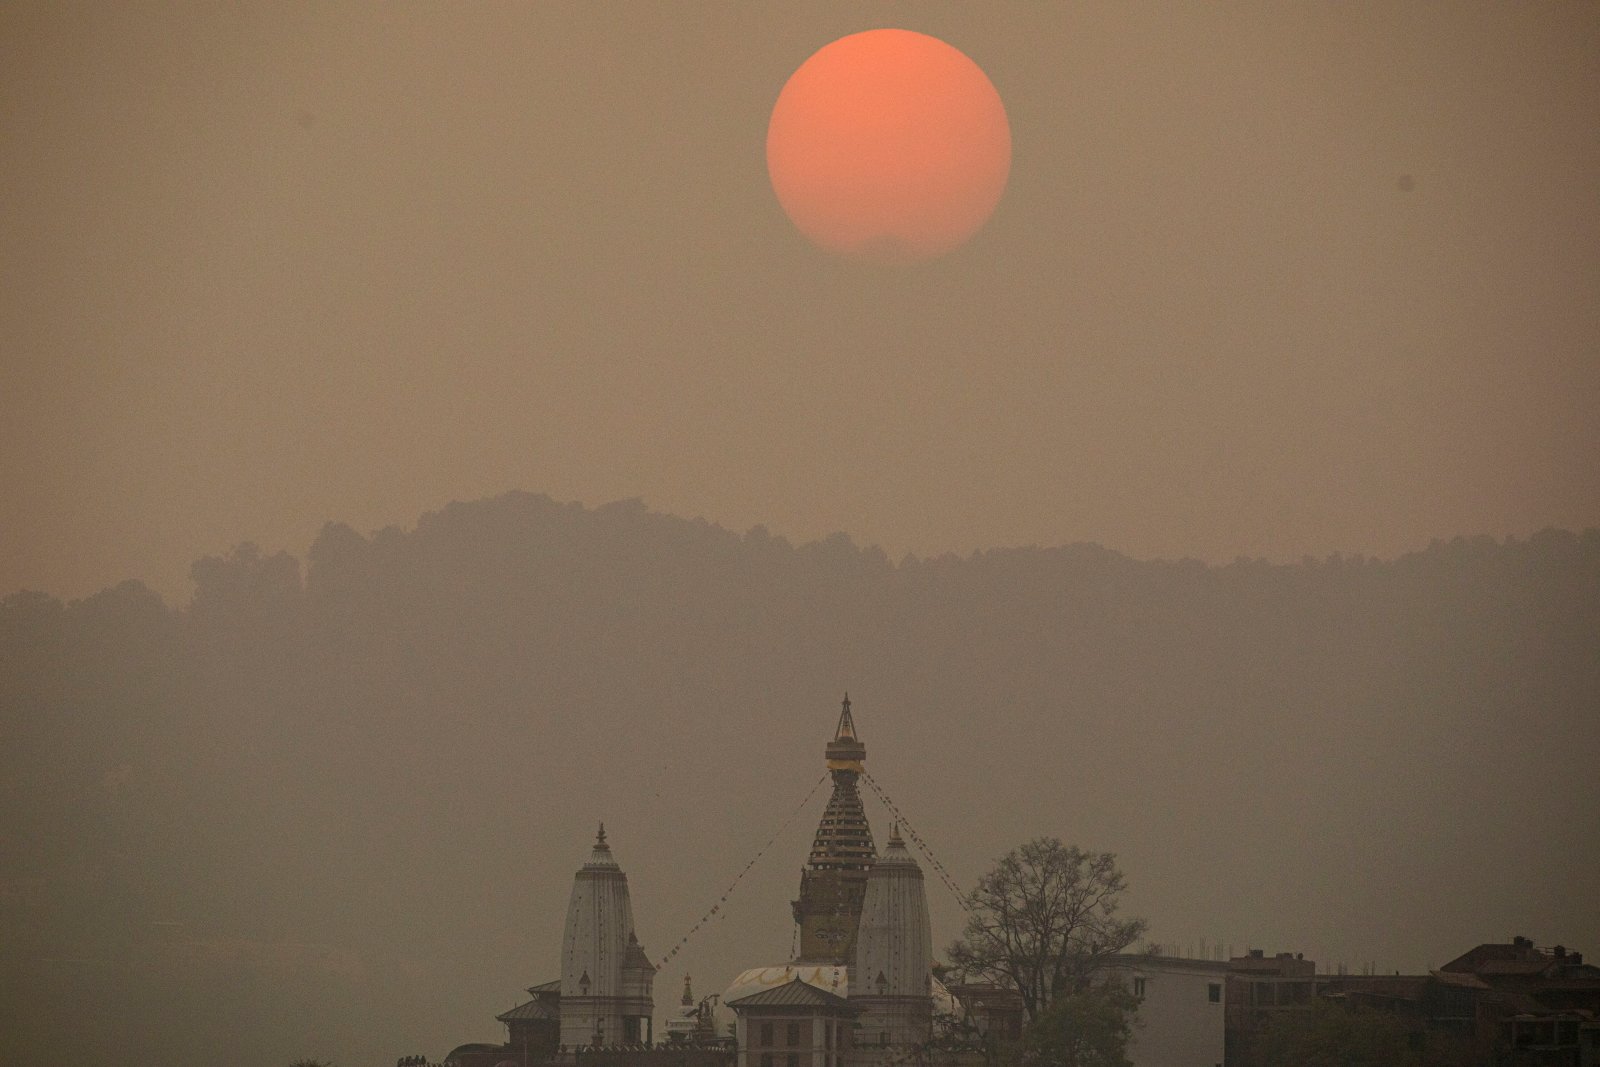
[4,3,1598,601]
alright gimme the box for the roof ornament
[889,822,905,848]
[596,822,608,849]
[836,692,858,741]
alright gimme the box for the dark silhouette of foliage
[1019,982,1138,1067]
[1260,998,1420,1067]
[948,839,1146,1021]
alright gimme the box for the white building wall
[1098,956,1226,1067]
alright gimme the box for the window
[1132,977,1146,999]
[786,1056,799,1067]
[787,1022,801,1046]
[825,1023,833,1049]
[1208,983,1222,1003]
[761,1022,774,1046]
[761,1056,773,1067]
[880,1031,889,1047]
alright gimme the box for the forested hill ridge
[4,491,1598,1067]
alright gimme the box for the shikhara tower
[848,825,935,1053]
[792,695,877,964]
[559,825,655,1047]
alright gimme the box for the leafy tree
[1020,982,1138,1067]
[1259,998,1420,1067]
[947,838,1146,1021]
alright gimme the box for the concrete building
[1099,954,1227,1067]
[1223,948,1316,1066]
[1442,936,1600,1016]
[1219,938,1600,1067]
[939,983,1024,1046]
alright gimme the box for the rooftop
[497,998,557,1022]
[728,978,856,1012]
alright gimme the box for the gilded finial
[827,692,865,769]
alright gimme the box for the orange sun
[766,28,1012,263]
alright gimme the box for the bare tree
[947,838,1146,1021]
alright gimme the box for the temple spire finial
[596,822,608,848]
[835,692,857,741]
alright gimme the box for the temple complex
[437,697,951,1067]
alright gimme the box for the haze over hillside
[3,491,1597,1067]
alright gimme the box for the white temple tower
[559,825,655,1047]
[847,825,933,1060]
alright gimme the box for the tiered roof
[807,695,875,872]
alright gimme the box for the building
[728,978,856,1067]
[1099,953,1227,1067]
[1442,937,1600,1016]
[494,981,561,1064]
[847,826,934,1057]
[1221,938,1600,1067]
[1223,949,1317,1066]
[936,983,1023,1046]
[558,824,656,1048]
[1441,936,1600,1064]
